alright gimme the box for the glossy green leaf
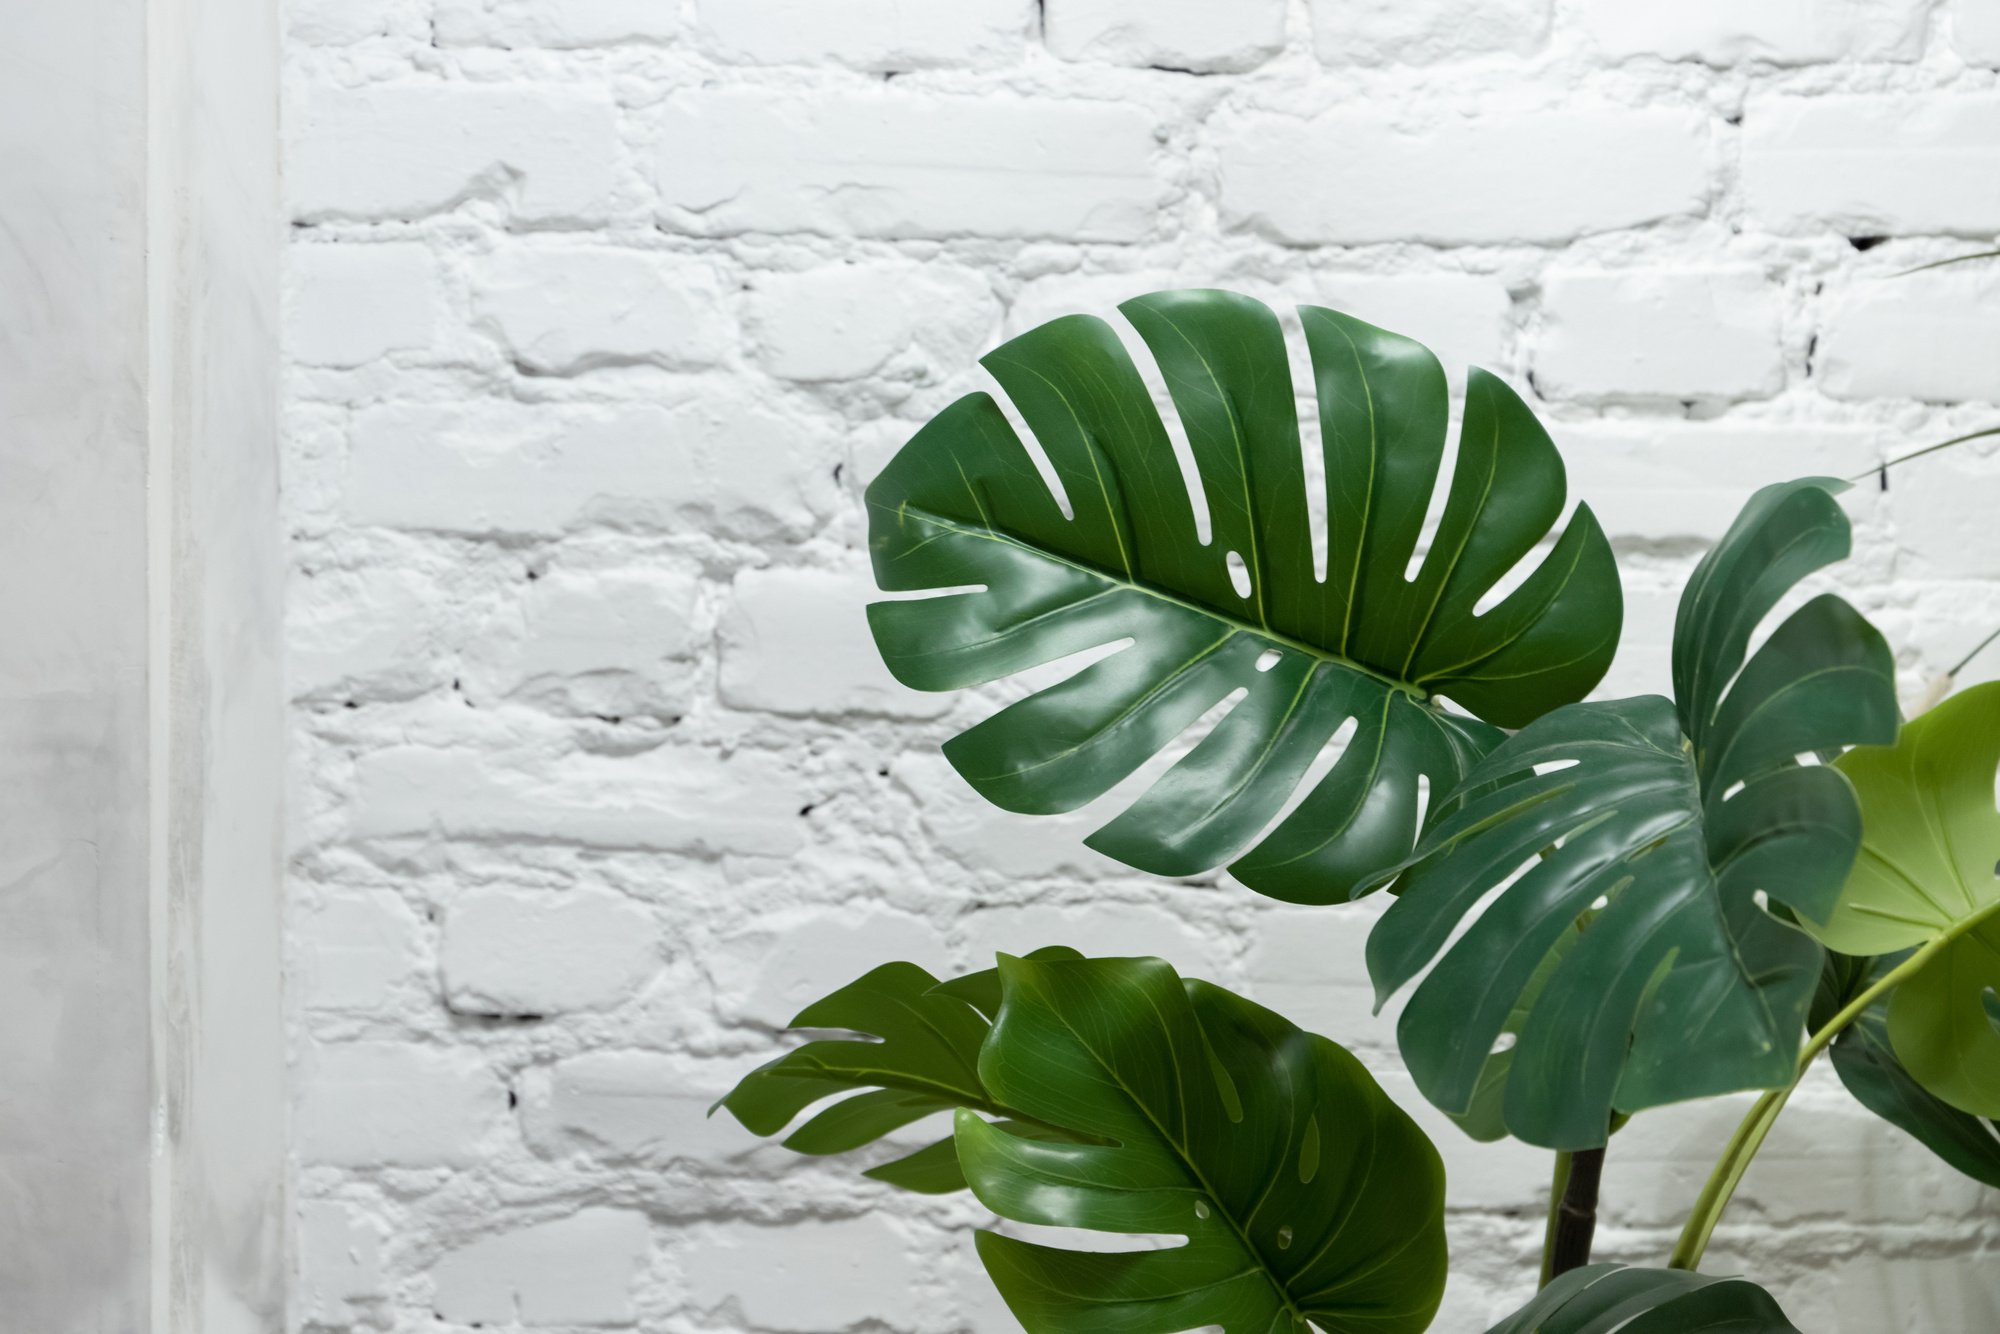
[1812,949,2000,1189]
[1369,479,1898,1148]
[1484,1264,1800,1333]
[1799,682,2000,1117]
[715,958,1071,1194]
[960,953,1446,1334]
[867,289,1619,903]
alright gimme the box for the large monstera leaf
[961,953,1446,1334]
[1813,950,2000,1189]
[867,290,1620,902]
[1368,479,1899,1148]
[1800,683,2000,1117]
[1484,1265,1800,1333]
[715,950,1082,1194]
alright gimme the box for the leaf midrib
[886,498,1429,702]
[1034,977,1312,1330]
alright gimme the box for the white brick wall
[285,2,2000,1331]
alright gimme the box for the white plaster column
[0,0,286,1329]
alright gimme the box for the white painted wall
[283,2,2000,1331]
[0,0,285,1329]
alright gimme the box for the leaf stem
[1845,426,2000,484]
[1539,1151,1572,1289]
[1668,899,2000,1270]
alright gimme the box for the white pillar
[0,0,286,1328]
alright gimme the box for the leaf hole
[1471,535,1557,617]
[1226,550,1252,600]
[1721,779,1747,801]
[1589,895,1609,911]
[1276,1224,1294,1250]
[1115,309,1214,545]
[1414,773,1432,832]
[1255,648,1282,673]
[1532,759,1580,777]
[1753,889,1771,913]
[1404,398,1463,583]
[1283,309,1331,583]
[979,370,1075,521]
[1490,1032,1517,1055]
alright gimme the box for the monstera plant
[717,290,1997,1331]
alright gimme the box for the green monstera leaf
[866,289,1620,903]
[1484,1265,1801,1333]
[1800,683,2000,1117]
[960,953,1446,1334]
[1368,479,1899,1148]
[715,949,1082,1193]
[1813,949,2000,1189]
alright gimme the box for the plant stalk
[1539,1151,1572,1288]
[1668,905,2000,1270]
[1544,1146,1605,1282]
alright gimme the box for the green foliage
[1484,1265,1800,1333]
[1800,683,2000,1116]
[961,953,1446,1334]
[714,949,1082,1193]
[1367,479,1898,1148]
[865,290,1619,903]
[719,287,1977,1325]
[1813,950,2000,1189]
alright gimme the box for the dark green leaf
[1813,949,2000,1190]
[960,953,1446,1334]
[867,289,1619,902]
[1369,479,1899,1148]
[1484,1264,1800,1333]
[715,960,1064,1192]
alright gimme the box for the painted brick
[1818,266,2000,403]
[290,84,620,223]
[1313,0,1550,63]
[290,0,409,44]
[747,260,999,383]
[463,563,703,720]
[344,397,838,543]
[1578,0,1926,63]
[653,89,1166,241]
[1744,95,2000,235]
[349,744,809,858]
[443,887,660,1015]
[1554,421,1879,542]
[719,566,951,719]
[287,243,441,367]
[434,0,679,47]
[681,1217,932,1332]
[471,247,730,374]
[694,0,1028,69]
[956,900,1229,978]
[1958,0,2000,64]
[1217,105,1711,244]
[519,1051,740,1162]
[287,564,454,703]
[1535,266,1786,401]
[281,0,2000,1318]
[1046,0,1287,72]
[296,1201,387,1323]
[714,907,948,1028]
[299,1043,508,1168]
[433,1209,651,1326]
[298,891,427,1012]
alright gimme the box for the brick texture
[286,0,2000,1328]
